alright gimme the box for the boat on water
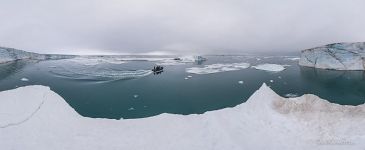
[152,66,164,73]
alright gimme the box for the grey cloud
[0,0,364,55]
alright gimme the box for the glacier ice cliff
[0,47,74,64]
[1,84,365,149]
[299,42,365,70]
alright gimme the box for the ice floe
[252,64,286,72]
[286,57,300,61]
[186,63,250,74]
[2,84,365,149]
[238,81,244,84]
[20,78,29,82]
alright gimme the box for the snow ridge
[1,84,365,149]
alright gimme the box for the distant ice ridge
[2,84,365,149]
[252,64,286,72]
[67,57,126,65]
[299,42,365,70]
[186,63,250,74]
[156,56,207,66]
[67,55,207,66]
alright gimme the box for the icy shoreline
[1,84,365,149]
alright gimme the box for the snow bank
[252,64,286,72]
[186,63,250,74]
[1,84,365,149]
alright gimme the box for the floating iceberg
[252,64,286,72]
[1,84,365,149]
[299,42,365,70]
[186,63,250,74]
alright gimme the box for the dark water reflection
[299,67,365,105]
[1,56,365,119]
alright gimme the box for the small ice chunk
[238,81,244,84]
[21,78,29,82]
[128,107,135,110]
[284,93,298,98]
[187,75,192,78]
[278,76,282,79]
[286,57,300,61]
[270,80,274,83]
[252,64,286,72]
[184,77,189,80]
[133,95,139,98]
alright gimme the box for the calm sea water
[1,55,365,119]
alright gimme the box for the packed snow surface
[299,42,365,70]
[1,84,365,149]
[186,63,250,74]
[252,64,286,72]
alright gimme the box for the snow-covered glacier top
[299,42,365,70]
[1,84,365,149]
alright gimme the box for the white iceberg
[1,84,365,149]
[186,63,250,74]
[252,64,286,72]
[299,42,365,70]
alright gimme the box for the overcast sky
[0,0,364,55]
